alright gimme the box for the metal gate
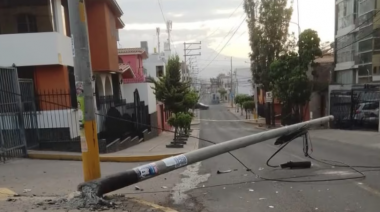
[19,79,39,149]
[0,67,27,162]
[330,85,380,130]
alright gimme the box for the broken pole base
[77,169,139,197]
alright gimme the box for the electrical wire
[335,10,380,43]
[199,15,247,73]
[202,1,244,41]
[335,15,380,53]
[0,88,379,186]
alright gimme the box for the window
[358,39,372,52]
[17,14,37,33]
[374,38,380,50]
[358,64,372,76]
[337,0,355,29]
[373,66,377,75]
[357,51,372,64]
[358,0,375,16]
[336,70,354,84]
[356,25,373,40]
[156,66,164,77]
[362,102,378,110]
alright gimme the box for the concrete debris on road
[217,169,232,174]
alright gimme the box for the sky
[116,0,335,79]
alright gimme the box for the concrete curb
[27,151,185,162]
[0,188,17,200]
[28,129,201,163]
[130,198,178,212]
[226,107,266,127]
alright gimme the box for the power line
[157,0,167,22]
[335,15,380,53]
[209,13,246,53]
[199,15,247,73]
[203,1,244,40]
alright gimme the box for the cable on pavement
[0,88,379,184]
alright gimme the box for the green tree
[235,94,252,115]
[244,0,293,125]
[243,100,255,119]
[218,88,227,101]
[184,90,199,112]
[244,0,293,92]
[150,55,190,114]
[298,29,323,70]
[268,29,322,124]
[150,55,191,141]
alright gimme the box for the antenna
[166,20,172,50]
[156,27,161,54]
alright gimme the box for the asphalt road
[171,101,380,212]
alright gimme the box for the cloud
[115,0,335,78]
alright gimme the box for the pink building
[118,45,159,138]
[118,48,147,83]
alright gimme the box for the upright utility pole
[183,42,201,82]
[67,0,101,181]
[230,56,233,107]
[235,70,238,96]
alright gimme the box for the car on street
[195,102,209,110]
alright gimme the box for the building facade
[334,0,380,85]
[0,0,157,153]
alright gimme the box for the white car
[353,102,379,125]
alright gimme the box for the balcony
[0,0,73,67]
[0,32,73,67]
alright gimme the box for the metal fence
[19,79,39,149]
[0,67,27,162]
[330,86,380,130]
[33,90,81,147]
[97,93,150,144]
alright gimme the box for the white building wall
[0,32,73,67]
[143,53,166,79]
[0,110,80,139]
[122,83,157,114]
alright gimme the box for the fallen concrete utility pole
[78,116,333,196]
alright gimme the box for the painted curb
[27,152,184,162]
[0,188,17,200]
[130,198,178,212]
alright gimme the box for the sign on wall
[266,91,273,103]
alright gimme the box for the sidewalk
[28,111,201,163]
[309,129,380,149]
[224,103,266,126]
[224,103,380,148]
[28,129,199,162]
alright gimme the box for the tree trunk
[271,98,275,126]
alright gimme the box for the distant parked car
[355,102,379,125]
[195,102,209,110]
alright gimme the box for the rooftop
[118,48,148,59]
